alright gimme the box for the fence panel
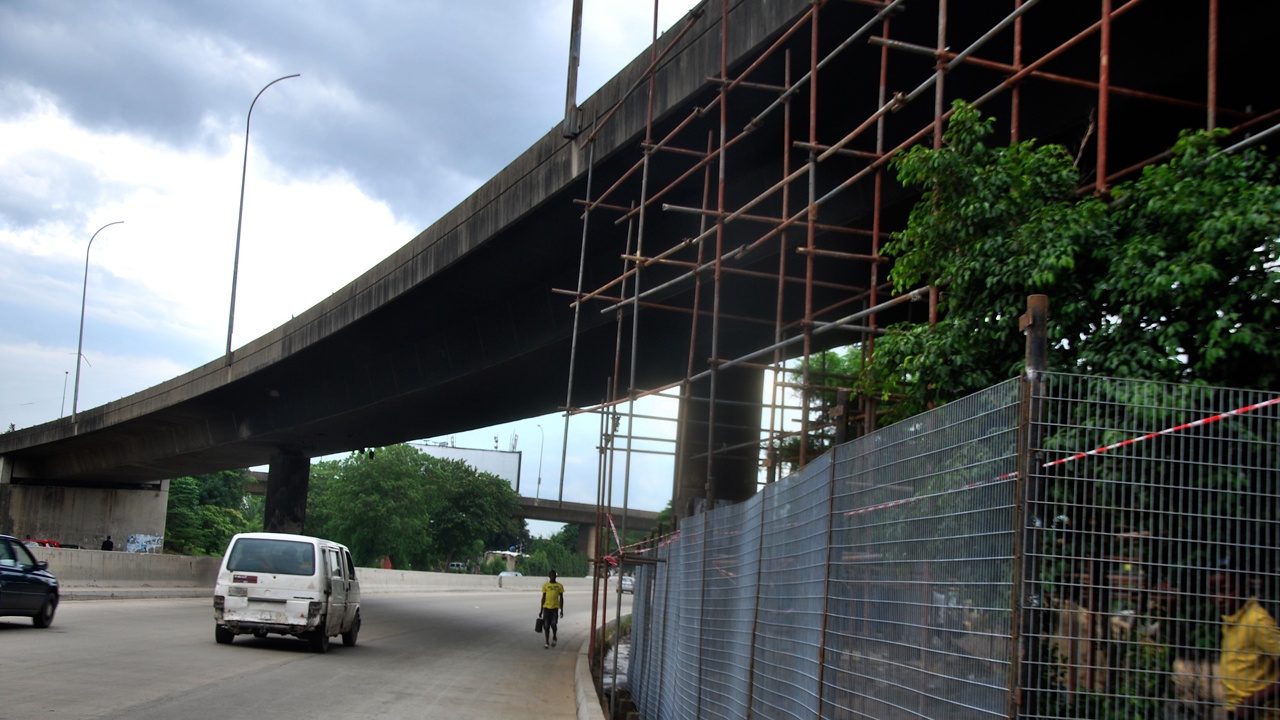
[750,455,833,718]
[1021,375,1280,720]
[700,497,763,719]
[824,381,1019,720]
[669,512,706,719]
[627,376,1280,720]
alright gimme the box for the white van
[213,532,361,653]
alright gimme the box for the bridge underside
[4,0,1278,535]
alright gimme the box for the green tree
[773,347,867,475]
[306,445,435,568]
[873,103,1280,718]
[424,455,520,567]
[163,471,251,555]
[517,537,588,579]
[868,101,1280,418]
[306,445,523,570]
[163,477,203,554]
[1080,132,1280,385]
[197,469,250,509]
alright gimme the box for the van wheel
[215,625,234,644]
[32,594,57,628]
[342,611,361,647]
[309,629,330,653]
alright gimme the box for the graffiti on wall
[126,534,163,553]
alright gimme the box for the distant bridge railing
[627,375,1280,719]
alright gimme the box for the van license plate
[229,586,248,596]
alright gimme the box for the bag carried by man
[535,610,544,633]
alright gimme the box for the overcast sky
[0,1,703,526]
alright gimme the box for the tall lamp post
[73,220,124,423]
[536,424,545,501]
[225,73,300,363]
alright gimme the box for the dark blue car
[0,534,59,627]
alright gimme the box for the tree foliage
[868,101,1280,420]
[517,528,589,579]
[866,103,1280,718]
[773,348,866,476]
[163,470,253,555]
[307,444,436,568]
[424,455,521,565]
[306,445,522,570]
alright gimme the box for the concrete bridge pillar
[0,455,13,535]
[0,463,167,549]
[576,523,597,559]
[264,451,310,535]
[673,366,762,523]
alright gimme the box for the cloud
[0,0,701,520]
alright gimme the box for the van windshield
[227,538,315,576]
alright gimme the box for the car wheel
[215,625,235,644]
[32,593,57,628]
[341,611,361,647]
[309,628,330,653]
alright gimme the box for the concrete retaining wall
[30,546,594,594]
[32,546,219,587]
[5,482,168,550]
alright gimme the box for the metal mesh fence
[1021,375,1280,720]
[628,375,1280,720]
[824,381,1020,719]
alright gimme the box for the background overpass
[4,0,1276,547]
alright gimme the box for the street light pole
[225,73,300,363]
[536,424,545,501]
[73,220,124,423]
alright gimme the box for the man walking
[541,570,565,649]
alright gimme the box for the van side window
[344,550,357,580]
[327,550,342,579]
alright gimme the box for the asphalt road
[0,590,629,720]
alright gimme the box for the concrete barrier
[360,568,594,593]
[30,546,595,595]
[31,546,220,587]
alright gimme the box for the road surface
[1,590,630,719]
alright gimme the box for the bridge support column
[0,455,13,536]
[264,451,309,535]
[0,474,166,549]
[673,366,763,522]
[576,523,597,559]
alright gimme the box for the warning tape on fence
[843,395,1280,518]
[598,515,681,566]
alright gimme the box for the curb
[576,636,608,720]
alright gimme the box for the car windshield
[227,538,315,576]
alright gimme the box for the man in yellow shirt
[1212,568,1280,719]
[541,570,565,649]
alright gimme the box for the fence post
[1010,294,1048,718]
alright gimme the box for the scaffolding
[557,0,1279,686]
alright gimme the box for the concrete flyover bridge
[4,0,1278,553]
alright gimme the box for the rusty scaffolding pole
[560,0,1274,679]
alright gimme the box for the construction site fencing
[626,374,1280,719]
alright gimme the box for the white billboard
[413,443,523,494]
